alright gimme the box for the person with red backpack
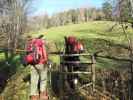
[64,36,84,89]
[24,35,48,100]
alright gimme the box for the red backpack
[74,42,84,53]
[24,38,48,65]
[66,36,84,53]
[67,36,77,45]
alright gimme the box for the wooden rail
[60,71,92,74]
[79,82,93,89]
[60,53,91,57]
[61,61,92,64]
[91,55,96,91]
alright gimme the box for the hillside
[42,21,133,68]
[0,21,133,100]
[42,21,132,43]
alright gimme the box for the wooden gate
[58,53,96,97]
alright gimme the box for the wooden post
[0,95,4,100]
[102,79,106,93]
[91,55,96,92]
[59,55,63,97]
[129,49,133,100]
[130,61,133,100]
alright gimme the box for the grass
[36,21,133,44]
[1,21,133,99]
[34,21,133,69]
[0,53,5,60]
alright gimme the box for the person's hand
[47,60,52,69]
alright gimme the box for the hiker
[64,36,84,66]
[24,35,48,100]
[64,36,84,89]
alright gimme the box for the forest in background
[0,0,132,49]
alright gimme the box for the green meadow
[35,21,132,69]
[1,21,133,99]
[41,21,132,43]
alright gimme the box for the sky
[32,0,105,16]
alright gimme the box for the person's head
[65,36,84,53]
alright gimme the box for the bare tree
[0,0,33,53]
[112,0,133,99]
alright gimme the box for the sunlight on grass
[35,21,133,68]
[37,21,133,45]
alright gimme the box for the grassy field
[34,21,133,69]
[1,21,133,100]
[37,21,133,43]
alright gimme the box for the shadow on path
[0,53,22,94]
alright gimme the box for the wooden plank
[0,96,4,100]
[60,53,91,57]
[91,55,96,92]
[61,61,93,64]
[60,71,92,74]
[79,82,93,89]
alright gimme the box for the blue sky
[33,0,104,16]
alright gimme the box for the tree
[90,8,98,20]
[0,0,33,52]
[102,1,113,20]
[113,0,132,22]
[96,9,105,20]
[112,0,133,99]
[42,13,51,28]
[69,9,78,24]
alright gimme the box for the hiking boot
[40,91,48,100]
[30,95,39,100]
